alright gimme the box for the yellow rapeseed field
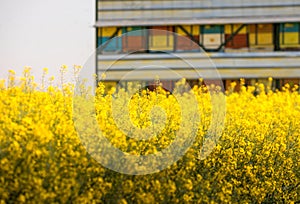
[0,67,299,203]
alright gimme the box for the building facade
[95,0,300,91]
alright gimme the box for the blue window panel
[99,37,122,52]
[201,25,224,34]
[280,23,299,33]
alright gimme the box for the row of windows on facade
[102,78,300,93]
[97,23,300,53]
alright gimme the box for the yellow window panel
[257,33,273,45]
[149,35,174,51]
[233,24,247,34]
[280,32,299,45]
[224,25,232,34]
[225,24,247,34]
[176,26,191,35]
[192,25,200,35]
[176,25,200,36]
[102,27,122,37]
[249,33,256,45]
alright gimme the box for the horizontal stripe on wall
[97,68,300,80]
[97,7,300,21]
[99,0,300,10]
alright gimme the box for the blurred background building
[95,0,300,91]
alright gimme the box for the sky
[0,0,95,84]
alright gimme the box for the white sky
[0,0,95,84]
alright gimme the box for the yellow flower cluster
[0,69,299,203]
